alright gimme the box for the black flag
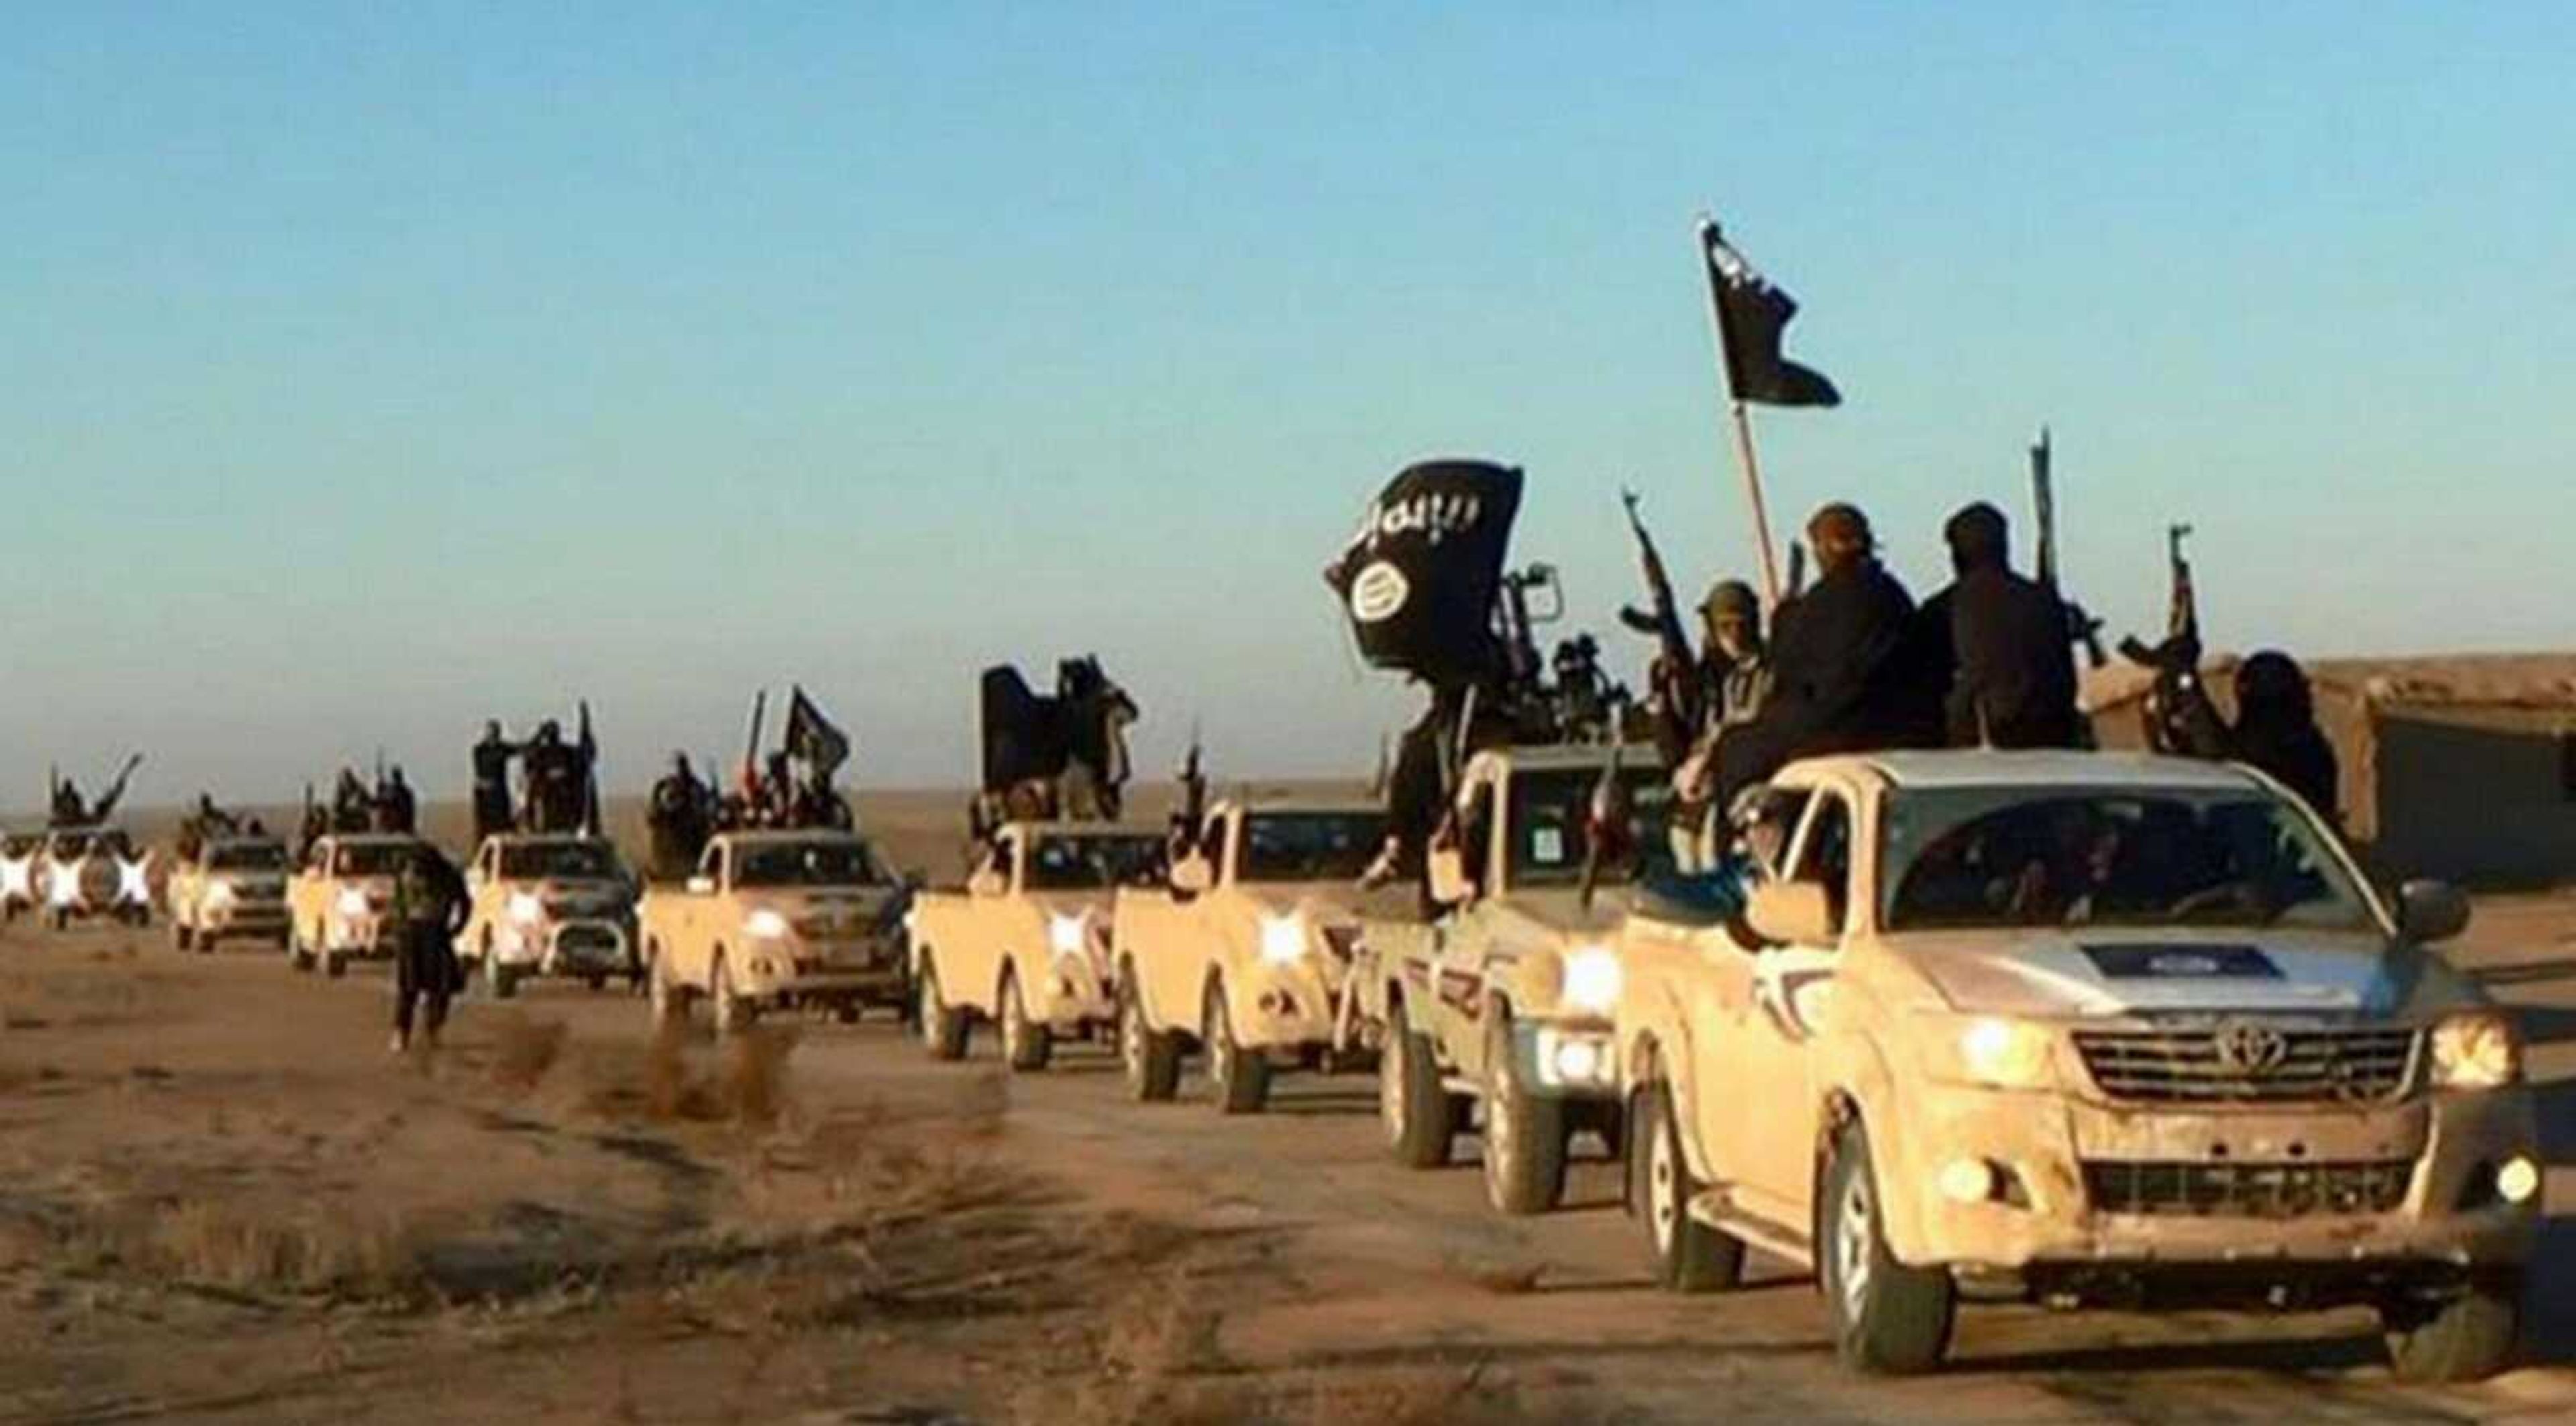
[784,685,851,783]
[1323,459,1524,686]
[1699,219,1840,408]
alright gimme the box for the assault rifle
[1615,489,1704,743]
[2117,524,2224,756]
[1173,724,1208,850]
[2030,428,2106,669]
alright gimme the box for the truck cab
[1353,743,1670,1214]
[1110,798,1390,1111]
[1614,750,2537,1382]
[167,835,292,952]
[458,833,641,997]
[35,825,151,930]
[640,830,911,1034]
[908,820,1164,1072]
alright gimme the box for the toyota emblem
[2212,1018,2290,1077]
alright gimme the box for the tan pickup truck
[0,832,39,924]
[1110,797,1389,1111]
[166,835,292,952]
[457,833,640,997]
[641,830,910,1034]
[908,821,1165,1071]
[287,832,429,977]
[1348,743,1669,1215]
[1615,750,2538,1382]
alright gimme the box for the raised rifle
[1175,722,1208,846]
[2031,427,2107,669]
[93,754,144,822]
[1784,541,1807,602]
[1576,741,1628,912]
[2116,524,2218,755]
[1615,488,1704,738]
[740,689,768,799]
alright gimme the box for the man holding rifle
[1923,502,2083,751]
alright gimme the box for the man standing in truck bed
[1924,502,2082,750]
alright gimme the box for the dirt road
[2,895,2571,1424]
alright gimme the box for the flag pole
[1697,216,1785,610]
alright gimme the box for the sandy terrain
[1,798,2571,1423]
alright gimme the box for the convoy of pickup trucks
[58,740,2544,1387]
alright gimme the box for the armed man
[1670,579,1771,824]
[522,721,580,833]
[388,843,470,1055]
[331,769,374,834]
[648,753,709,879]
[49,777,87,828]
[470,722,519,842]
[1719,502,1941,802]
[374,766,418,834]
[1923,502,2083,749]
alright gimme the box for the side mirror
[1746,881,1837,947]
[2397,879,2470,943]
[1427,846,1470,907]
[685,875,716,895]
[1171,857,1213,895]
[968,867,1006,899]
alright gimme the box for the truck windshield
[1506,765,1676,889]
[1028,834,1165,891]
[209,844,288,872]
[500,842,623,880]
[333,844,413,877]
[1880,787,2375,933]
[1240,812,1386,883]
[735,840,886,888]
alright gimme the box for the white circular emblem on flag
[1349,561,1409,623]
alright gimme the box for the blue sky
[5,3,2571,804]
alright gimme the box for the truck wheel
[1380,999,1458,1169]
[648,947,690,1027]
[1000,969,1052,1073]
[172,920,194,953]
[1119,975,1181,1102]
[1820,1119,1954,1376]
[2383,1274,2520,1384]
[1481,1008,1568,1215]
[1205,981,1270,1115]
[487,952,519,1001]
[1631,1079,1746,1292]
[322,950,345,979]
[917,959,969,1062]
[291,925,317,973]
[710,954,757,1037]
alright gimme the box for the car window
[207,844,288,872]
[1788,793,1854,936]
[1240,811,1385,883]
[1026,834,1165,890]
[733,840,886,888]
[1506,765,1676,889]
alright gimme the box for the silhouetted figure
[388,846,470,1054]
[1925,502,2082,749]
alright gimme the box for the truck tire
[1119,975,1181,1102]
[1481,1008,1568,1215]
[1631,1079,1746,1292]
[1819,1119,1954,1375]
[710,952,757,1037]
[487,944,520,1001]
[291,924,317,973]
[1380,998,1458,1169]
[917,958,969,1062]
[322,949,346,979]
[1204,981,1270,1115]
[172,919,194,953]
[648,945,690,1028]
[999,969,1052,1072]
[2383,1274,2520,1384]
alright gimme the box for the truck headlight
[745,909,790,940]
[508,891,545,926]
[2430,1013,2520,1089]
[1956,1017,2054,1089]
[1049,912,1089,958]
[204,881,237,910]
[1561,945,1623,1014]
[335,887,370,920]
[49,866,80,906]
[1258,914,1307,966]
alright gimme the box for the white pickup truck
[640,830,912,1034]
[166,835,292,952]
[1109,797,1389,1111]
[908,820,1165,1071]
[286,833,429,977]
[457,833,641,997]
[34,826,153,931]
[1615,751,2538,1382]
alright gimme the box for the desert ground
[1,795,2571,1424]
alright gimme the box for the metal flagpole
[1696,216,1786,610]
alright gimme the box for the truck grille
[2072,1026,2418,1105]
[2082,1158,2414,1218]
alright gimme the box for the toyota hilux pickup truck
[1613,750,2538,1383]
[641,830,912,1034]
[166,835,292,951]
[457,833,641,997]
[1346,743,1670,1215]
[1110,797,1390,1111]
[34,826,153,931]
[288,833,431,976]
[908,820,1165,1071]
[1,832,42,924]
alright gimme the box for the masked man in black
[388,844,470,1054]
[1925,502,2083,750]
